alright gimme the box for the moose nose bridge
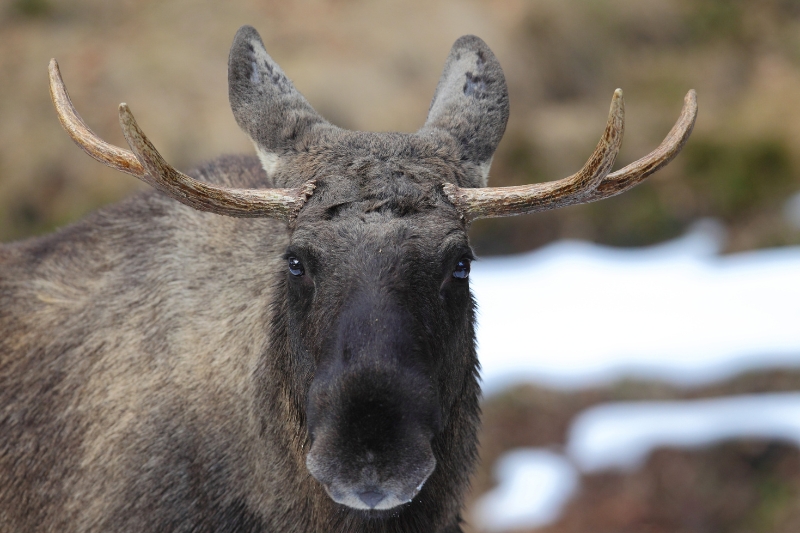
[335,286,414,368]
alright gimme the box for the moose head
[47,25,696,514]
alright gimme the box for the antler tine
[49,59,144,176]
[586,90,697,201]
[50,59,314,221]
[118,104,315,220]
[444,89,625,221]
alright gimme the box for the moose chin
[0,24,696,533]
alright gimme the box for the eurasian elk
[0,25,696,532]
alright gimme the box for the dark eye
[452,258,471,280]
[287,256,305,277]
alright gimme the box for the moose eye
[287,256,305,277]
[452,258,471,280]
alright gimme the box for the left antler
[443,89,697,222]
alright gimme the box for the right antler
[49,59,315,220]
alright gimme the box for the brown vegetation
[3,0,800,252]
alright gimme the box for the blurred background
[2,0,800,531]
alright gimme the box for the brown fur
[0,26,511,532]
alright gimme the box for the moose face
[282,155,477,510]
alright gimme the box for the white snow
[567,392,800,472]
[472,222,800,393]
[471,449,579,532]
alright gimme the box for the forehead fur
[284,129,473,224]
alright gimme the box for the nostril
[357,490,385,509]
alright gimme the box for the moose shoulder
[0,26,696,532]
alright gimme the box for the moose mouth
[306,447,437,511]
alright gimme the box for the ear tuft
[419,35,509,186]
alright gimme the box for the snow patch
[473,222,800,392]
[472,449,579,531]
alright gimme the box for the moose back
[0,25,696,532]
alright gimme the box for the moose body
[0,26,696,532]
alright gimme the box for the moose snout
[305,366,441,511]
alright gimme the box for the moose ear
[420,36,509,187]
[228,26,329,174]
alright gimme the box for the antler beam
[48,59,314,220]
[443,89,697,222]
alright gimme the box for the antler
[443,89,697,221]
[48,59,314,220]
